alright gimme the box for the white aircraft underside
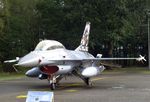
[4,22,145,90]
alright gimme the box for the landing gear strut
[72,70,93,87]
[50,83,56,90]
[48,75,57,90]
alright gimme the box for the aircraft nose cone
[17,52,40,67]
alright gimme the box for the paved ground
[1,72,150,102]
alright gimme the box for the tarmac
[1,72,150,102]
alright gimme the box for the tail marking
[75,22,91,52]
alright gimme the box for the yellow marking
[16,95,27,99]
[66,89,78,92]
[58,83,82,90]
[66,83,82,87]
[91,77,106,81]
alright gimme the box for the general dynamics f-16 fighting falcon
[4,22,146,90]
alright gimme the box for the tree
[0,0,147,71]
[0,0,39,72]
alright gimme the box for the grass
[0,72,25,81]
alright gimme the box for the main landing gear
[72,70,93,87]
[84,77,92,87]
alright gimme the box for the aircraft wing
[46,55,145,65]
[92,55,146,62]
[83,57,137,61]
[46,56,145,64]
[13,55,145,67]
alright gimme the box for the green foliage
[0,0,39,61]
[0,0,148,71]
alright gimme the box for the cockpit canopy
[34,40,65,51]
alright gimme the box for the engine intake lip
[40,65,59,75]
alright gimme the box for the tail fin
[75,22,91,52]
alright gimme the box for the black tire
[50,83,56,90]
[88,80,92,87]
[85,78,92,87]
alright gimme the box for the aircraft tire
[50,83,56,90]
[85,78,92,87]
[88,80,92,87]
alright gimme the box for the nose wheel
[50,83,56,90]
[48,75,58,90]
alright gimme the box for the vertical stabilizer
[75,22,91,52]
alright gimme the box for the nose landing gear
[48,75,63,90]
[50,83,56,90]
[47,75,56,90]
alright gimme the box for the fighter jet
[4,22,146,90]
